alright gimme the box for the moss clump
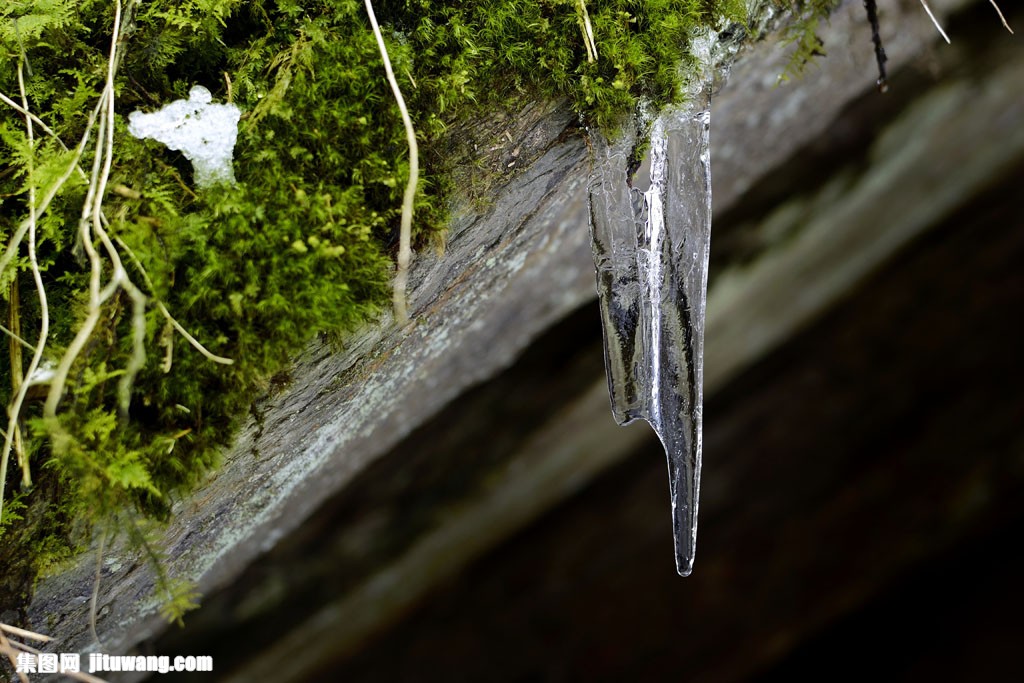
[0,0,845,619]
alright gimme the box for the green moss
[776,0,844,81]
[0,0,838,619]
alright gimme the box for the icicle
[588,55,713,577]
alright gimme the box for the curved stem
[365,0,418,324]
[989,0,1013,33]
[919,0,951,44]
[115,237,234,365]
[1,56,49,521]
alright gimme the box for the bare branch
[989,0,1013,33]
[577,0,599,63]
[919,0,951,44]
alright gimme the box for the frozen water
[128,85,241,188]
[588,79,713,577]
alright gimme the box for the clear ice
[127,85,241,188]
[588,77,712,577]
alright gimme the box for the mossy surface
[0,0,838,619]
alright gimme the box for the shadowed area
[327,156,1024,683]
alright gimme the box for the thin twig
[43,100,113,421]
[0,624,52,643]
[0,627,29,683]
[0,322,33,351]
[0,86,98,215]
[115,237,233,365]
[863,0,888,91]
[43,0,162,420]
[117,286,148,415]
[7,279,27,486]
[0,95,104,282]
[1,628,110,683]
[919,0,951,44]
[2,638,40,653]
[1,59,100,522]
[365,0,418,325]
[8,279,23,392]
[20,57,50,486]
[989,0,1013,33]
[0,92,61,144]
[577,0,599,63]
[0,55,49,517]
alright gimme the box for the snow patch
[128,85,241,188]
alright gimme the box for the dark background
[326,164,1024,681]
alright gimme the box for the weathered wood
[26,95,597,667]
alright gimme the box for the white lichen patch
[128,85,241,188]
